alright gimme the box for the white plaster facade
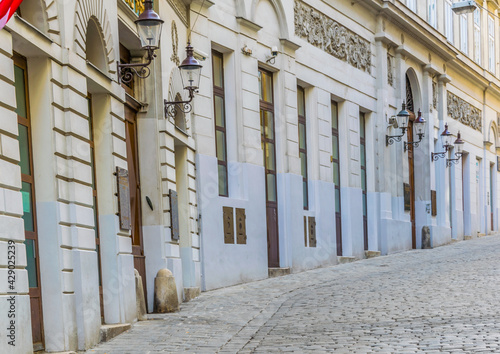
[192,0,500,291]
[1,0,500,352]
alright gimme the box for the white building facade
[0,0,203,352]
[193,0,500,291]
[1,0,500,353]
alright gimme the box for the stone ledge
[338,256,357,264]
[268,267,291,278]
[365,251,381,259]
[100,323,131,343]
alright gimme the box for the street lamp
[446,131,465,166]
[164,43,203,119]
[117,0,164,83]
[404,109,427,152]
[386,102,411,146]
[431,123,454,162]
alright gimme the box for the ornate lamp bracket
[431,151,447,162]
[404,133,424,152]
[164,89,196,119]
[446,152,463,167]
[118,48,156,84]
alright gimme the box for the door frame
[259,68,280,268]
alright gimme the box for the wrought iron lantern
[404,109,427,152]
[431,123,454,162]
[164,43,203,119]
[117,0,164,83]
[446,131,465,166]
[386,102,411,146]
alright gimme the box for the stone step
[464,235,473,240]
[184,287,201,302]
[338,256,357,264]
[100,323,131,343]
[478,233,487,237]
[365,250,381,259]
[268,267,291,278]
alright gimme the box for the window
[407,0,416,11]
[474,9,481,64]
[212,50,228,197]
[332,101,342,256]
[360,112,368,251]
[428,0,436,28]
[488,15,495,73]
[445,0,454,44]
[120,44,134,96]
[15,53,44,346]
[461,14,468,54]
[259,69,277,203]
[297,87,308,210]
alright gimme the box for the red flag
[0,0,24,30]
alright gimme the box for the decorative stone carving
[447,92,482,132]
[497,112,500,127]
[432,81,437,109]
[167,0,187,26]
[294,0,371,73]
[387,54,394,86]
[170,21,180,66]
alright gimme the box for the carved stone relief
[447,92,482,132]
[387,54,394,86]
[171,21,180,66]
[294,0,371,73]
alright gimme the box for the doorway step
[365,251,381,259]
[184,287,201,302]
[268,267,290,278]
[100,323,131,343]
[338,256,357,264]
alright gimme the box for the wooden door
[14,54,44,351]
[259,69,279,268]
[408,119,416,249]
[125,103,147,300]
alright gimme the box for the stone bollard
[154,269,179,313]
[422,226,431,249]
[135,269,147,321]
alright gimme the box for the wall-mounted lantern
[431,123,453,161]
[431,123,464,167]
[386,102,411,146]
[164,43,203,119]
[117,0,164,83]
[446,131,464,167]
[404,109,427,152]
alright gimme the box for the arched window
[86,18,108,72]
[174,93,187,132]
[18,0,48,33]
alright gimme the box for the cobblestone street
[87,235,500,353]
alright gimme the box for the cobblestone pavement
[87,235,500,353]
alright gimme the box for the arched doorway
[405,72,418,249]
